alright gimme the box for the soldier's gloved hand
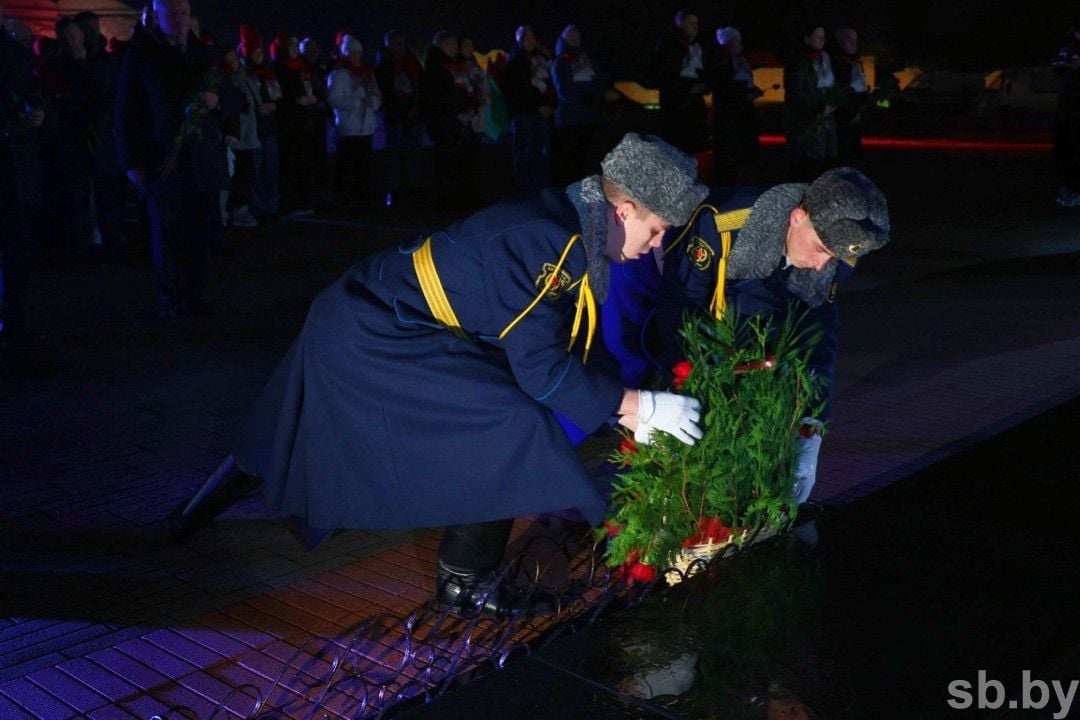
[792,419,824,503]
[633,391,703,446]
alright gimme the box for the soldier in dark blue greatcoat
[207,133,707,616]
[603,167,890,507]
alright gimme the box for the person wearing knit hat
[327,33,380,210]
[603,166,890,505]
[374,29,424,208]
[238,25,283,217]
[170,132,707,618]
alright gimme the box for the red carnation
[618,437,638,457]
[671,360,692,390]
[628,561,657,584]
[683,516,733,547]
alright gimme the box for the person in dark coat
[655,9,712,155]
[1,10,45,355]
[75,11,128,261]
[711,27,762,185]
[270,32,318,215]
[420,31,480,211]
[1052,25,1080,207]
[831,27,869,167]
[375,30,425,208]
[238,25,281,217]
[551,24,606,187]
[115,0,231,318]
[300,37,332,210]
[783,24,841,181]
[602,168,890,507]
[39,17,97,263]
[502,25,555,192]
[219,133,708,616]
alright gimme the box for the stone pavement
[1,145,1078,717]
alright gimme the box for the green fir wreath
[600,306,826,577]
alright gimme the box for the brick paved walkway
[2,147,1078,717]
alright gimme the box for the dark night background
[178,0,1080,77]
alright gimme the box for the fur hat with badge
[728,166,890,306]
[803,166,890,265]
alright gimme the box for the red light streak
[757,134,1051,152]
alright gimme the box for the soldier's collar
[565,175,610,303]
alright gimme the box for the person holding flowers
[605,167,890,508]
[116,0,232,318]
[173,133,709,617]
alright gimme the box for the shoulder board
[713,207,752,233]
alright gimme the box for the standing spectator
[270,32,317,216]
[1052,25,1080,207]
[301,37,332,210]
[551,24,605,186]
[421,31,480,210]
[240,25,281,217]
[40,17,96,263]
[375,29,424,208]
[655,9,711,155]
[712,27,762,184]
[832,26,869,166]
[502,25,555,192]
[459,35,489,136]
[75,11,128,260]
[327,34,381,211]
[222,47,260,228]
[784,23,839,180]
[116,0,230,318]
[1,6,45,354]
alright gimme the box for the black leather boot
[436,561,556,619]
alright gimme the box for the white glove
[633,390,703,446]
[792,419,823,503]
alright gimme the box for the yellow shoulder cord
[412,237,467,339]
[498,233,598,363]
[568,272,598,363]
[708,208,753,320]
[661,204,719,259]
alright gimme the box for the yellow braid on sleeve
[498,233,598,364]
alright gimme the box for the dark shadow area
[837,251,1080,389]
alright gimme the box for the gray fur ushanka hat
[600,133,709,226]
[804,167,890,264]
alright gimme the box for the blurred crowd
[2,0,878,349]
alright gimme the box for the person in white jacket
[327,35,382,210]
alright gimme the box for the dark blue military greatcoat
[235,189,623,530]
[605,187,853,419]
